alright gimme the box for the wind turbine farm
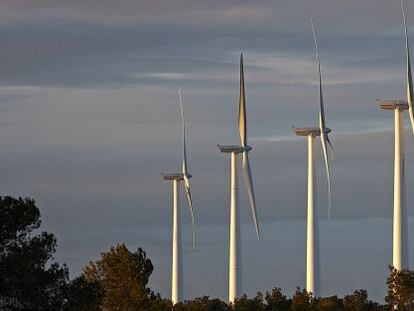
[1,0,414,310]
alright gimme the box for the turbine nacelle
[162,172,192,181]
[377,99,409,111]
[293,127,332,137]
[217,144,252,154]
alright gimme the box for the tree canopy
[386,266,414,310]
[83,243,155,310]
[0,196,68,310]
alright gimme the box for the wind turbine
[162,89,196,305]
[293,19,333,297]
[377,0,412,271]
[217,54,260,304]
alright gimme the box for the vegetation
[1,196,414,310]
[385,267,414,310]
[0,197,68,310]
[83,243,155,310]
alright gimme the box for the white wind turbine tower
[377,0,412,271]
[217,54,260,304]
[293,19,333,297]
[162,89,196,305]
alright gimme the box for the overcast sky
[1,0,414,302]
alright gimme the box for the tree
[65,275,102,311]
[0,196,68,310]
[173,296,228,311]
[83,243,154,310]
[264,287,291,311]
[386,266,414,310]
[291,288,317,311]
[343,290,381,311]
[316,296,343,311]
[146,293,172,311]
[232,293,265,311]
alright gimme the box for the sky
[1,0,414,303]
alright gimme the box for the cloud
[0,0,410,92]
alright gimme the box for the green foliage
[386,266,414,310]
[264,287,291,311]
[291,288,317,311]
[232,293,265,310]
[173,296,228,311]
[147,293,172,311]
[0,196,68,310]
[65,275,102,311]
[343,289,381,311]
[316,296,343,311]
[83,243,154,310]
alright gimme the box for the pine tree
[83,243,154,310]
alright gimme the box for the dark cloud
[0,0,411,89]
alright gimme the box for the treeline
[1,196,413,310]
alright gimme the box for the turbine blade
[321,131,332,219]
[311,18,326,130]
[178,89,188,176]
[183,175,196,249]
[401,0,414,135]
[178,89,196,248]
[239,54,247,147]
[327,134,335,161]
[242,152,260,242]
[312,18,333,219]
